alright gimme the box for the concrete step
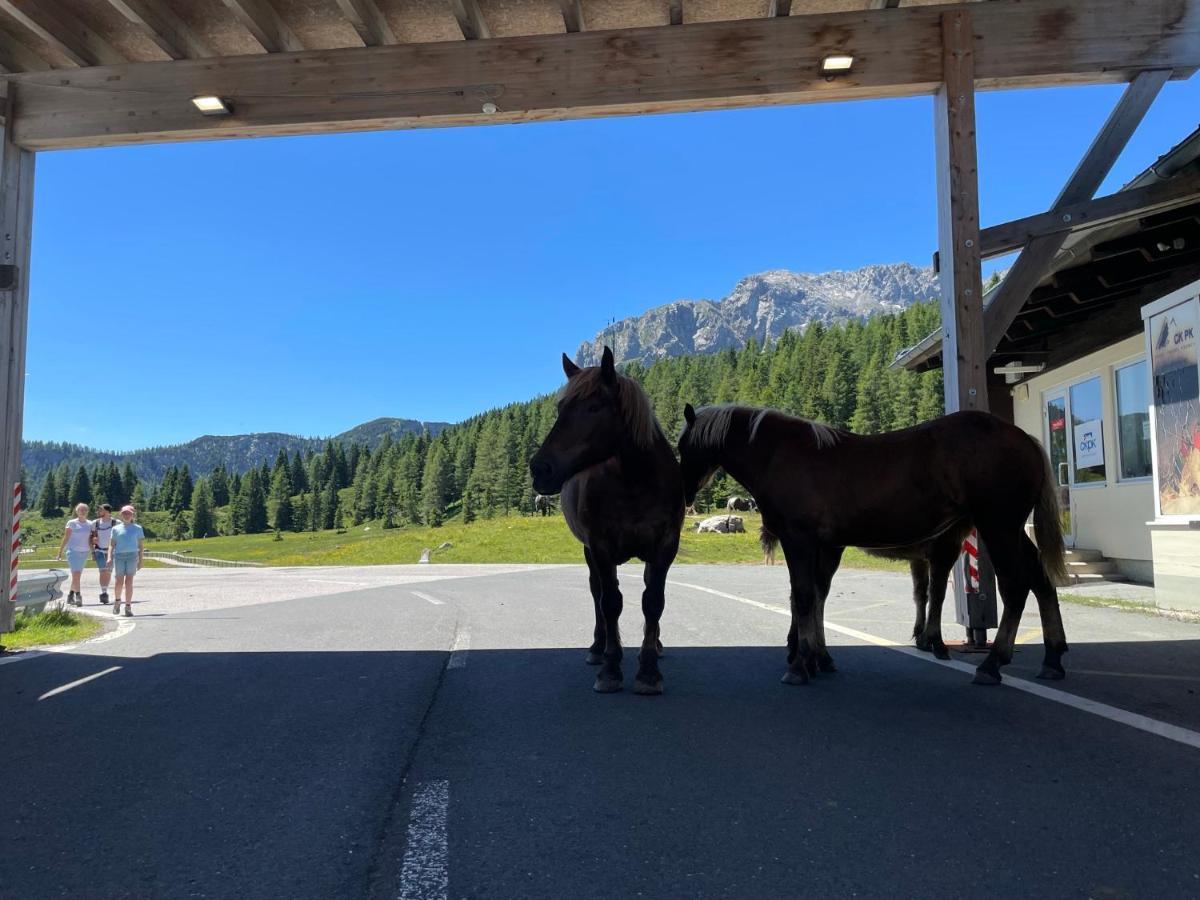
[1067,571,1130,585]
[1067,559,1119,576]
[1065,547,1103,563]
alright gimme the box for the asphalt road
[2,563,1199,899]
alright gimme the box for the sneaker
[112,601,121,615]
[100,592,109,605]
[124,606,133,618]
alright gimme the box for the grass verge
[1,607,102,651]
[1059,592,1200,623]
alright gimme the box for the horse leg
[634,548,674,695]
[909,558,930,649]
[918,538,960,660]
[972,528,1029,686]
[780,538,820,685]
[583,547,605,665]
[592,552,624,693]
[814,545,844,673]
[1024,534,1069,679]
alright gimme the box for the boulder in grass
[695,515,745,534]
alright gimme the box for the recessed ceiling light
[820,55,855,74]
[191,95,231,116]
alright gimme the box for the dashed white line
[397,780,449,900]
[448,630,470,670]
[411,591,444,606]
[39,666,122,701]
[669,579,1200,753]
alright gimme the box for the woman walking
[108,505,145,617]
[92,503,115,605]
[54,502,92,607]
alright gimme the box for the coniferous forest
[26,302,943,536]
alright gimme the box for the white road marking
[448,630,470,670]
[669,580,1200,753]
[39,666,122,701]
[303,578,368,587]
[412,591,444,606]
[397,780,449,900]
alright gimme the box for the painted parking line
[412,591,444,606]
[397,780,449,900]
[668,580,1200,753]
[38,666,122,701]
[448,630,470,670]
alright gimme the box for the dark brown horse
[529,347,685,694]
[678,404,1068,686]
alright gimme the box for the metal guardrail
[143,551,263,568]
[13,569,67,615]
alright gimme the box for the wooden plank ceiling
[0,0,986,71]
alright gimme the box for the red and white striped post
[9,482,21,607]
[962,529,980,593]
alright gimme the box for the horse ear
[562,353,581,379]
[600,346,616,384]
[684,403,696,426]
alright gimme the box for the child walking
[108,505,145,617]
[55,502,92,606]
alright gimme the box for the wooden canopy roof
[0,0,1196,150]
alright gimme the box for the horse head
[677,403,722,506]
[529,347,627,495]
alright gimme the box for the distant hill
[21,417,449,486]
[576,262,940,366]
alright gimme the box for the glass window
[1115,360,1151,479]
[1069,377,1105,483]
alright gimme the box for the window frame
[1113,356,1153,484]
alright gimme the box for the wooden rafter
[767,0,792,17]
[668,0,683,25]
[219,0,304,53]
[334,0,396,46]
[982,68,1172,355]
[103,0,214,60]
[558,0,584,33]
[981,168,1200,259]
[0,25,48,71]
[0,0,125,67]
[8,0,1200,152]
[448,0,490,40]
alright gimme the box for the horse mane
[559,368,664,451]
[688,404,840,450]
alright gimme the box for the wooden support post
[934,10,994,634]
[0,84,35,635]
[934,9,986,414]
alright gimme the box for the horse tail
[1031,437,1068,585]
[760,526,779,565]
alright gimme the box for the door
[1044,390,1074,547]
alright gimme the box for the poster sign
[1148,296,1200,517]
[1074,418,1104,470]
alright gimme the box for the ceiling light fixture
[191,95,232,116]
[820,55,855,75]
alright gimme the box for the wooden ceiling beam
[981,168,1200,259]
[869,0,902,8]
[219,0,304,53]
[766,0,791,17]
[668,0,682,25]
[0,0,126,67]
[334,0,397,46]
[0,26,49,72]
[9,0,1200,152]
[448,0,490,39]
[558,0,584,33]
[103,0,215,60]
[982,68,1172,355]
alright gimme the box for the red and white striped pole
[9,482,21,606]
[962,528,980,593]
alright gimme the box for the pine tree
[210,466,230,507]
[39,470,59,517]
[273,494,294,533]
[191,480,215,539]
[291,493,308,533]
[174,465,194,512]
[68,466,92,508]
[131,483,146,512]
[243,470,268,534]
[308,488,321,532]
[420,444,451,527]
[322,479,338,530]
[120,463,138,508]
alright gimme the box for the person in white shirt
[91,503,115,605]
[54,503,93,607]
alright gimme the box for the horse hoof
[593,677,623,693]
[933,645,951,661]
[818,657,837,673]
[633,679,663,695]
[915,637,930,652]
[1037,665,1066,680]
[656,641,665,659]
[780,670,809,686]
[972,668,1001,686]
[585,651,603,665]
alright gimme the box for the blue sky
[23,76,1200,451]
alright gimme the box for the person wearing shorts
[92,503,115,605]
[55,503,92,607]
[108,505,145,617]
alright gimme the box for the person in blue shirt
[107,505,145,617]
